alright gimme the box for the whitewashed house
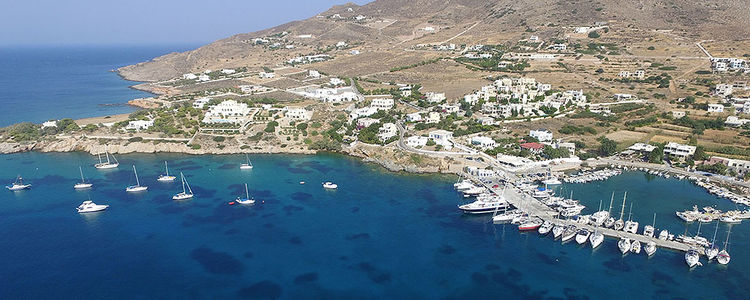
[192,98,210,109]
[197,74,210,82]
[438,103,460,114]
[469,136,496,150]
[221,69,236,74]
[42,120,58,128]
[202,100,252,124]
[529,129,553,142]
[182,73,198,80]
[349,107,378,120]
[308,70,321,78]
[377,123,398,141]
[425,112,441,124]
[406,136,429,148]
[357,118,379,129]
[425,92,446,103]
[663,142,696,161]
[707,104,725,113]
[285,107,312,121]
[406,112,423,122]
[126,120,154,131]
[259,72,275,79]
[429,130,453,149]
[329,77,345,86]
[370,98,394,110]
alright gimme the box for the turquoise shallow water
[0,152,748,299]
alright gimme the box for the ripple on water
[283,205,304,215]
[438,245,456,255]
[293,272,318,285]
[353,262,391,284]
[237,280,282,299]
[602,257,631,272]
[289,236,302,245]
[218,164,235,170]
[345,233,370,241]
[290,192,312,202]
[190,246,244,275]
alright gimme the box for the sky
[0,0,371,46]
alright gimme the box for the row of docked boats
[694,180,750,206]
[562,168,622,184]
[676,205,749,224]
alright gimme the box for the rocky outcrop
[0,142,36,154]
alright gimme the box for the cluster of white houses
[463,77,586,119]
[711,57,749,73]
[293,86,362,103]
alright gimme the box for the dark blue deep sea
[0,153,748,299]
[0,45,196,126]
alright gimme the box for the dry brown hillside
[118,0,750,82]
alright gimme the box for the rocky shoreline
[0,138,458,176]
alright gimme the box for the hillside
[118,0,750,82]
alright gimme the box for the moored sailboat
[6,175,32,191]
[173,172,194,200]
[235,183,255,205]
[240,154,253,170]
[157,161,176,182]
[94,147,119,169]
[74,166,93,189]
[125,165,148,192]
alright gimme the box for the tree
[588,31,600,38]
[693,146,707,161]
[296,123,308,131]
[648,149,663,164]
[598,137,617,157]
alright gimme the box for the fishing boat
[719,215,741,224]
[538,221,553,235]
[94,147,119,169]
[173,172,194,200]
[240,154,253,170]
[589,230,604,248]
[157,161,176,182]
[76,200,109,213]
[323,182,338,189]
[541,177,562,185]
[685,249,701,268]
[125,165,148,192]
[518,218,543,231]
[74,166,93,189]
[552,224,564,239]
[618,237,631,254]
[575,228,590,245]
[6,175,31,191]
[717,228,731,265]
[561,225,577,242]
[644,241,657,256]
[235,183,255,204]
[630,240,641,254]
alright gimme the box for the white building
[618,71,631,78]
[357,117,379,128]
[469,136,496,150]
[425,112,441,124]
[42,120,57,128]
[707,104,725,113]
[285,107,312,121]
[259,71,275,79]
[349,107,378,120]
[529,129,553,142]
[193,98,210,109]
[663,142,696,161]
[715,84,734,97]
[438,103,460,114]
[370,98,394,110]
[425,92,446,103]
[308,70,321,78]
[429,130,453,146]
[628,143,657,153]
[329,77,345,86]
[614,94,635,101]
[634,70,645,79]
[725,116,750,127]
[221,69,236,74]
[202,100,252,124]
[405,136,429,148]
[296,86,362,103]
[547,44,567,51]
[406,112,423,122]
[529,35,539,42]
[672,111,686,119]
[125,120,154,131]
[182,73,197,80]
[377,123,398,142]
[197,74,210,82]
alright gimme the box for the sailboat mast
[165,161,169,176]
[620,192,627,220]
[627,204,633,221]
[79,166,85,182]
[245,183,249,199]
[711,221,719,245]
[181,173,186,194]
[133,165,140,186]
[598,199,602,211]
[724,227,731,250]
[608,192,614,214]
[652,213,656,227]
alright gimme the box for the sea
[0,46,749,299]
[0,153,748,299]
[0,45,197,127]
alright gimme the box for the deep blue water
[0,153,748,299]
[0,45,196,126]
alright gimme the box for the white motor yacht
[644,241,657,256]
[493,210,521,223]
[719,215,741,224]
[552,224,564,239]
[630,240,642,254]
[74,166,93,189]
[604,217,616,228]
[618,237,631,254]
[643,225,655,238]
[173,172,194,200]
[538,221,554,235]
[658,229,670,240]
[76,200,109,213]
[323,182,338,189]
[624,220,639,234]
[685,249,701,268]
[590,210,610,227]
[235,183,255,205]
[589,231,604,248]
[157,161,176,182]
[453,179,474,191]
[542,177,562,185]
[6,175,31,191]
[463,186,486,197]
[125,165,148,192]
[460,196,509,214]
[575,228,591,245]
